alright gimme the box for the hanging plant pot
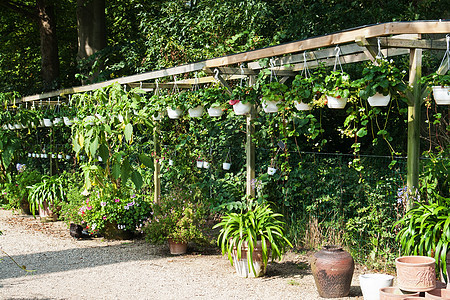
[28,153,32,157]
[66,155,71,160]
[203,161,210,169]
[63,117,73,126]
[233,101,252,115]
[167,107,183,119]
[168,159,174,166]
[43,118,53,127]
[359,273,394,300]
[207,106,224,117]
[395,256,436,292]
[8,124,15,130]
[168,238,187,255]
[196,160,203,168]
[14,124,23,130]
[326,96,348,109]
[368,93,391,107]
[432,86,450,105]
[223,162,231,170]
[152,112,163,121]
[51,154,56,159]
[294,100,312,111]
[188,105,204,118]
[57,154,63,159]
[267,167,277,175]
[262,100,281,113]
[2,124,8,130]
[41,154,47,158]
[53,117,62,126]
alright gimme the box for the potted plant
[285,74,315,111]
[358,58,407,107]
[230,85,259,115]
[424,71,450,105]
[260,81,288,113]
[183,90,206,118]
[395,193,450,284]
[213,201,292,277]
[323,71,352,109]
[144,187,206,255]
[163,93,184,119]
[203,85,230,117]
[27,174,67,222]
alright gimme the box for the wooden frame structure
[14,21,450,205]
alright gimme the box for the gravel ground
[0,209,364,300]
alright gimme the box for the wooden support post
[246,75,256,198]
[153,125,161,204]
[406,47,422,209]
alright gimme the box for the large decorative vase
[232,240,266,278]
[395,256,436,292]
[425,288,450,299]
[379,287,419,300]
[294,100,312,111]
[326,96,348,109]
[368,92,391,107]
[311,245,354,298]
[167,107,183,119]
[207,106,224,117]
[432,86,450,105]
[262,100,280,113]
[188,105,204,118]
[359,273,394,300]
[168,238,187,255]
[233,101,252,115]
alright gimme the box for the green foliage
[27,174,67,217]
[395,194,450,282]
[323,71,352,99]
[213,200,292,274]
[202,84,231,109]
[231,85,259,105]
[261,81,288,102]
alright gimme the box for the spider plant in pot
[203,84,230,117]
[358,58,407,107]
[230,85,258,115]
[323,71,352,109]
[261,81,288,113]
[213,200,292,277]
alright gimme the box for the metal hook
[214,68,220,80]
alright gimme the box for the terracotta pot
[379,287,419,300]
[311,245,354,298]
[168,238,187,255]
[396,256,436,292]
[425,288,450,299]
[232,240,267,278]
[39,202,58,222]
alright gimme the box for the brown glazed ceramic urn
[311,245,354,298]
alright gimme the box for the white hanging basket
[63,117,73,126]
[262,100,281,113]
[326,96,348,109]
[368,93,391,107]
[203,161,210,169]
[167,107,183,119]
[294,100,312,111]
[14,124,23,130]
[7,124,15,130]
[188,105,204,118]
[233,101,252,115]
[267,167,277,175]
[432,86,450,105]
[2,124,8,130]
[41,153,47,158]
[196,160,203,168]
[43,118,53,127]
[66,155,71,160]
[57,154,63,159]
[152,112,163,121]
[168,159,174,166]
[39,119,45,127]
[53,117,62,126]
[223,162,231,170]
[85,115,95,125]
[207,106,224,117]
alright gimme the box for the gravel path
[0,209,364,300]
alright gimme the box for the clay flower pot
[379,287,419,300]
[168,238,187,255]
[232,240,267,278]
[396,256,436,292]
[425,288,450,299]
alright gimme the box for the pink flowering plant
[144,188,206,244]
[78,185,152,235]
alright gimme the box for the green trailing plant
[181,89,206,110]
[230,85,259,105]
[27,174,67,218]
[213,200,293,275]
[323,71,352,99]
[395,194,450,282]
[285,74,315,105]
[202,84,231,109]
[261,81,288,102]
[358,58,407,100]
[424,71,450,87]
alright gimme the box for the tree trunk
[36,0,59,89]
[76,0,106,83]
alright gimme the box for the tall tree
[0,0,60,90]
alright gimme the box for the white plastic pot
[57,154,63,159]
[168,159,174,166]
[8,124,15,130]
[359,274,394,300]
[233,101,252,115]
[262,100,281,113]
[14,124,23,130]
[39,119,45,127]
[167,107,183,119]
[53,117,62,126]
[63,117,73,126]
[41,154,47,158]
[85,116,95,125]
[28,153,32,157]
[152,112,163,121]
[432,86,450,105]
[188,105,204,118]
[326,96,348,109]
[207,106,224,117]
[294,100,312,111]
[196,160,203,168]
[43,118,53,127]
[267,167,277,175]
[65,155,71,160]
[2,124,8,130]
[51,154,56,159]
[98,156,103,162]
[368,92,391,107]
[203,161,210,169]
[32,153,36,158]
[223,162,231,170]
